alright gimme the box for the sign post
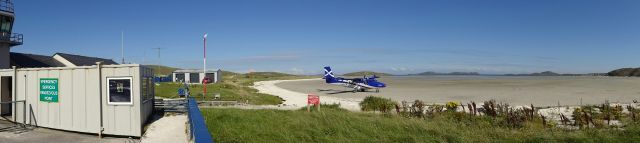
[40,78,59,102]
[307,95,320,112]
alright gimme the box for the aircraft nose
[378,83,386,87]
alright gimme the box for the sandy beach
[252,79,362,111]
[274,76,640,107]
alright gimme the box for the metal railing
[0,32,22,46]
[0,0,14,13]
[187,98,215,143]
[154,99,188,112]
[0,100,26,125]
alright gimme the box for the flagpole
[203,33,207,101]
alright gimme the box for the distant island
[504,71,561,76]
[503,71,607,76]
[410,71,480,76]
[408,71,608,76]
[343,71,393,76]
[607,68,640,77]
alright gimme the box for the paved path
[141,114,188,143]
[0,119,136,143]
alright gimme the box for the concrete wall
[0,64,153,137]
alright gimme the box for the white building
[172,69,222,84]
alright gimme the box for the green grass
[145,65,179,76]
[154,71,315,105]
[202,107,640,143]
[155,82,283,105]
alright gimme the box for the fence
[153,76,172,83]
[187,98,214,143]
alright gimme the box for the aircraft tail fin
[323,66,339,83]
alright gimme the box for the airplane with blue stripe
[323,66,387,92]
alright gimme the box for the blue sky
[11,0,640,75]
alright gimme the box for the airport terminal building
[0,1,153,137]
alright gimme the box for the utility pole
[152,47,164,65]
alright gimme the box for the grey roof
[173,69,221,73]
[10,52,65,68]
[55,53,118,66]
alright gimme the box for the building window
[175,73,185,83]
[189,73,199,83]
[148,77,154,100]
[0,15,12,33]
[142,77,148,101]
[142,77,154,101]
[107,77,133,105]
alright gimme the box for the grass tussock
[359,96,397,113]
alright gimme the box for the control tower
[0,0,22,69]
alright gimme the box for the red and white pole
[203,33,207,100]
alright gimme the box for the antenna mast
[152,47,164,65]
[121,31,124,64]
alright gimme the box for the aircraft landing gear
[375,89,379,93]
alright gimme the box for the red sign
[308,95,320,105]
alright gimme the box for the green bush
[359,96,398,113]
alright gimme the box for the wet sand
[275,76,640,106]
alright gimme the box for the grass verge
[202,107,640,143]
[154,72,314,105]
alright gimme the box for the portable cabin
[0,63,154,137]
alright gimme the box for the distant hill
[243,72,295,78]
[145,65,178,76]
[503,71,596,76]
[530,71,561,76]
[608,68,640,77]
[145,65,239,77]
[411,71,480,76]
[343,71,393,76]
[221,70,239,76]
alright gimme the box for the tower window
[0,15,12,33]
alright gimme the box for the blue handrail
[188,98,215,143]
